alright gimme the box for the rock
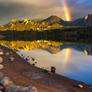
[0,72,4,80]
[5,52,9,56]
[0,51,4,55]
[78,84,84,88]
[0,57,3,63]
[0,77,37,92]
[0,77,14,87]
[0,65,4,70]
[73,84,84,88]
[10,57,15,62]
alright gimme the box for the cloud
[67,0,92,20]
[0,0,92,24]
[0,2,29,24]
[0,0,64,24]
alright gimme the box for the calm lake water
[0,40,92,85]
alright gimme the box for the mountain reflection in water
[0,40,92,85]
[0,40,91,55]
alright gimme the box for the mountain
[41,15,70,26]
[41,15,64,25]
[0,16,64,31]
[0,14,92,31]
[71,14,92,26]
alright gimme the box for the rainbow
[63,0,72,21]
[62,48,72,73]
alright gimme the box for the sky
[0,0,92,24]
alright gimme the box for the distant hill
[0,14,92,31]
[71,14,92,26]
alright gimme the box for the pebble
[0,57,3,64]
[10,57,15,62]
[0,51,4,55]
[0,65,4,70]
[5,52,9,56]
[0,77,14,87]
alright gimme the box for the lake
[0,40,92,85]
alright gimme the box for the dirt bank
[0,45,91,92]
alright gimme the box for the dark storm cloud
[67,0,92,20]
[0,2,29,24]
[0,0,92,24]
[0,0,64,24]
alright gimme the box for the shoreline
[0,45,92,92]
